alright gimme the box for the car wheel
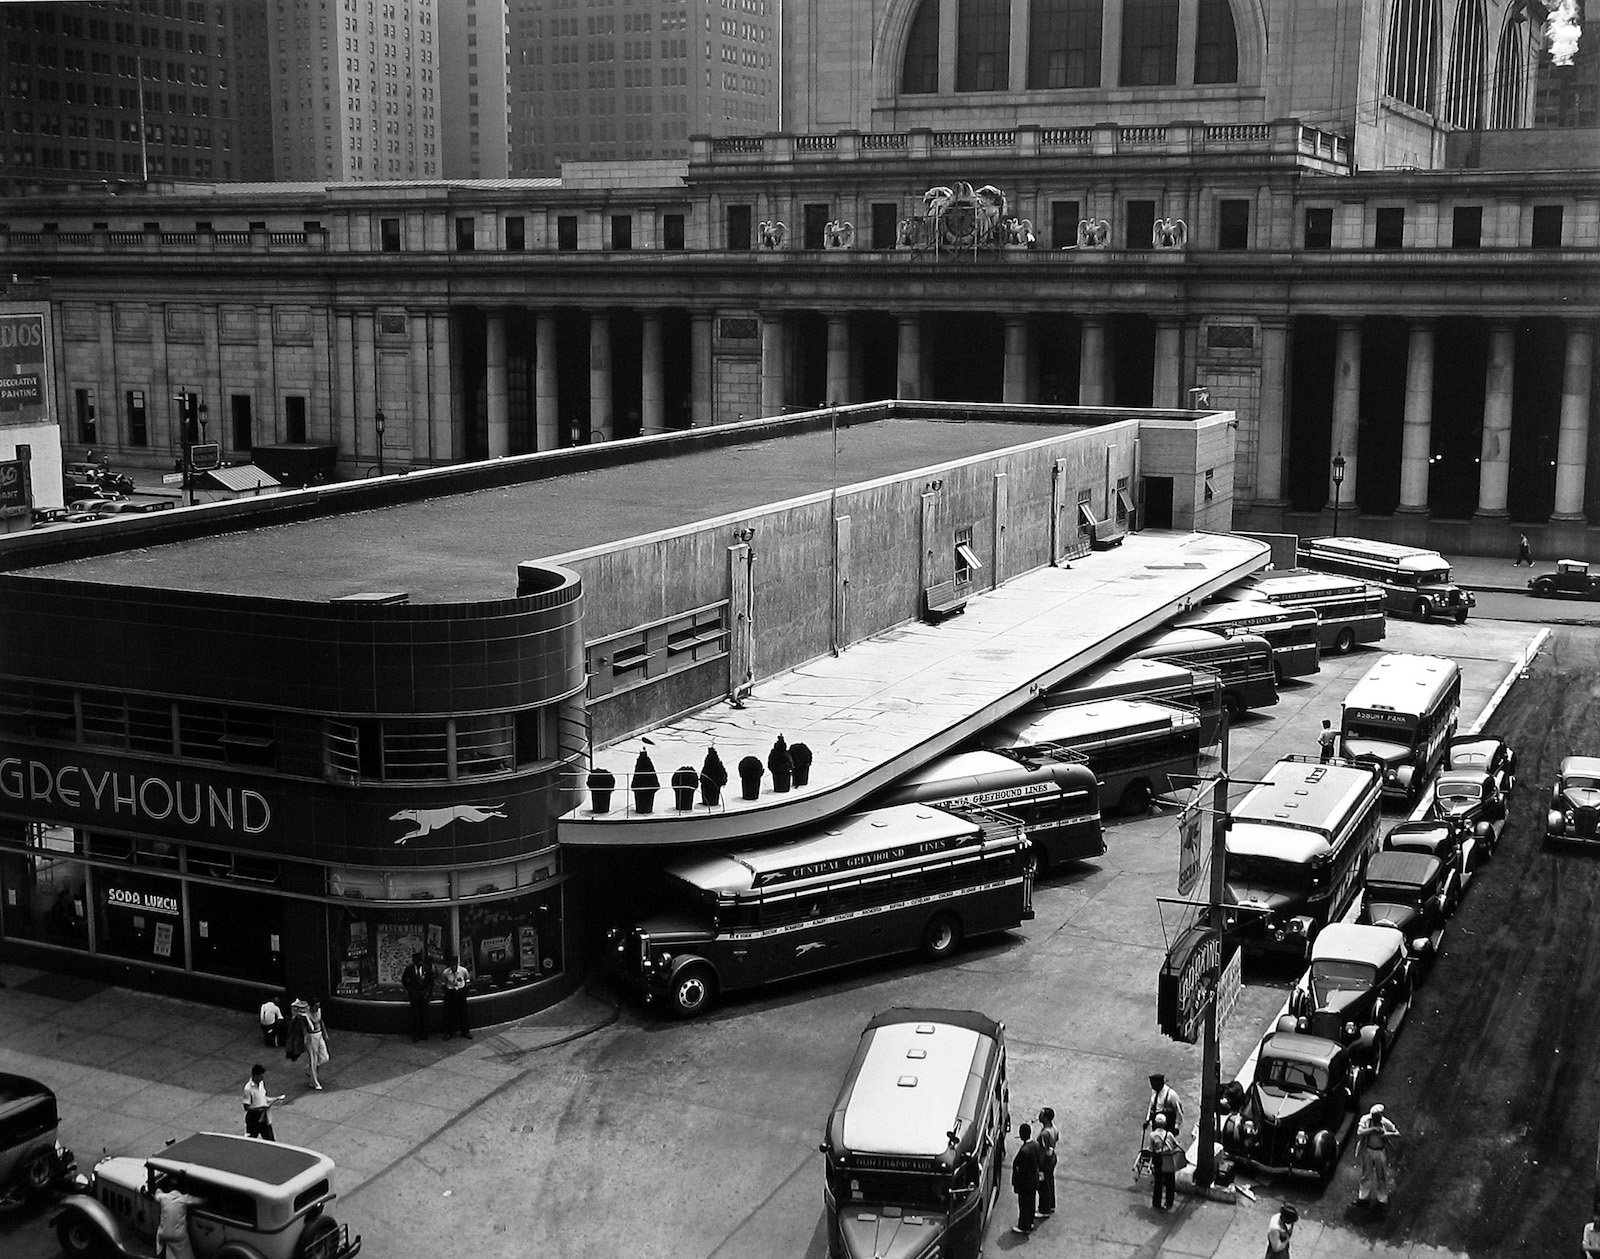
[1414,598,1433,622]
[921,912,962,961]
[1334,628,1356,654]
[1532,578,1553,598]
[57,1215,101,1258]
[19,1151,52,1195]
[297,1213,344,1259]
[1120,779,1154,815]
[668,965,717,1019]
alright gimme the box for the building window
[726,203,752,250]
[871,202,899,250]
[454,216,475,251]
[663,214,686,249]
[230,394,252,451]
[126,389,148,446]
[1051,199,1080,249]
[956,0,1010,91]
[1304,207,1334,249]
[900,0,940,93]
[1217,199,1250,250]
[74,387,96,444]
[610,214,632,250]
[1491,5,1527,128]
[1531,204,1564,248]
[1120,0,1178,86]
[557,214,578,250]
[1451,205,1482,248]
[953,526,983,586]
[1385,0,1440,112]
[1374,206,1406,249]
[284,394,307,443]
[1125,199,1156,249]
[380,216,400,251]
[802,203,829,250]
[505,215,525,251]
[1194,0,1238,83]
[1443,0,1486,127]
[1028,0,1101,89]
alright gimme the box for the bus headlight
[1344,1021,1358,1039]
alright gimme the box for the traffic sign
[162,472,184,485]
[189,442,221,471]
[1177,795,1203,896]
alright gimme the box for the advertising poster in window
[0,312,46,418]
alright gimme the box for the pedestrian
[1355,1103,1400,1209]
[1516,533,1532,566]
[1010,1120,1042,1234]
[258,994,285,1048]
[300,998,329,1090]
[1583,1211,1600,1257]
[1265,1202,1297,1256]
[402,950,434,1043]
[241,1064,284,1141]
[1147,1113,1181,1210]
[1318,719,1339,764]
[441,953,472,1040]
[1035,1107,1059,1220]
[153,1172,203,1259]
[1146,1073,1184,1137]
[284,997,308,1064]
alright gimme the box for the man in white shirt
[440,954,472,1041]
[258,996,285,1048]
[241,1064,285,1141]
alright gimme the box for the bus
[1223,756,1385,959]
[1125,626,1279,718]
[822,1008,1010,1259]
[602,803,1032,1017]
[1046,657,1225,747]
[877,749,1105,872]
[983,698,1202,816]
[1297,537,1475,623]
[1228,569,1387,655]
[1340,652,1462,805]
[1173,599,1321,681]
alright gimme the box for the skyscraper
[440,0,511,178]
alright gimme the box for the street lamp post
[375,409,386,477]
[1331,450,1347,538]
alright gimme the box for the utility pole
[1193,707,1230,1190]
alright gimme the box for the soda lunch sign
[105,886,180,916]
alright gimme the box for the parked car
[1385,816,1483,895]
[64,461,136,496]
[89,497,175,516]
[1284,922,1413,1074]
[1528,558,1600,600]
[1546,755,1600,845]
[0,1074,74,1213]
[1357,850,1452,983]
[1445,734,1518,796]
[1219,1031,1366,1183]
[52,1131,360,1259]
[1431,767,1507,855]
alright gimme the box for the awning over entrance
[560,530,1268,847]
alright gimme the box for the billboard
[0,313,46,420]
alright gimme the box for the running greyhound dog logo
[390,804,507,844]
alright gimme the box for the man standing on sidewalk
[1516,534,1533,566]
[402,951,434,1043]
[1265,1203,1297,1255]
[1011,1121,1042,1234]
[241,1064,284,1141]
[1355,1103,1401,1209]
[440,953,472,1041]
[1146,1113,1181,1211]
[1318,720,1339,763]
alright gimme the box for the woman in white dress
[301,999,330,1090]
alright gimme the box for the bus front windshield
[1414,567,1454,586]
[1227,852,1312,895]
[1343,719,1416,755]
[828,1164,951,1210]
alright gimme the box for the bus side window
[759,893,802,927]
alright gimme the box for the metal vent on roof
[915,1024,935,1035]
[898,1076,919,1088]
[906,1048,927,1060]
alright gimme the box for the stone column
[485,309,509,457]
[430,311,454,460]
[1175,0,1199,84]
[409,309,431,465]
[1552,322,1595,520]
[896,314,922,399]
[1396,319,1435,513]
[761,312,785,418]
[588,309,612,442]
[1007,0,1028,90]
[1100,2,1123,90]
[1153,319,1183,408]
[535,313,558,450]
[1475,321,1516,517]
[825,314,850,407]
[1079,317,1107,406]
[1253,320,1290,505]
[936,0,958,93]
[641,311,665,435]
[1003,316,1029,403]
[691,311,714,426]
[1328,320,1362,508]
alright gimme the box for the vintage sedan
[1219,1031,1365,1183]
[1445,734,1518,796]
[53,1131,360,1259]
[1546,755,1600,845]
[1357,851,1452,983]
[1385,817,1482,895]
[1528,558,1600,600]
[1284,923,1412,1075]
[1431,768,1507,856]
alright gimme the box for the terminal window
[1451,206,1482,248]
[871,202,898,250]
[1303,207,1333,249]
[1374,207,1405,249]
[380,216,401,251]
[126,389,148,447]
[1531,205,1563,248]
[1051,199,1080,250]
[1217,199,1250,250]
[1125,199,1155,249]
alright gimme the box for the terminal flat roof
[23,418,1076,602]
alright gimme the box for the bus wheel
[921,913,962,961]
[1120,779,1154,814]
[1334,628,1356,654]
[1223,692,1243,720]
[1414,599,1433,621]
[668,965,717,1018]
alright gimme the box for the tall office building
[267,0,441,181]
[439,0,510,178]
[506,0,778,174]
[1535,1,1597,127]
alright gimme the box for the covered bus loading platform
[560,529,1269,848]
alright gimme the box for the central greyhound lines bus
[1340,652,1462,804]
[1046,657,1224,747]
[602,804,1032,1017]
[1126,626,1279,718]
[1227,569,1387,655]
[1297,537,1475,623]
[822,1008,1010,1259]
[1223,756,1384,959]
[1173,599,1322,681]
[877,749,1105,872]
